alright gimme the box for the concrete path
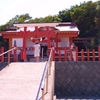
[0,62,46,100]
[29,57,48,62]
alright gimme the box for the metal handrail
[41,49,52,86]
[41,49,52,89]
[0,47,17,64]
[35,48,53,100]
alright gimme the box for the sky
[0,0,98,25]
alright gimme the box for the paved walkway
[0,62,46,100]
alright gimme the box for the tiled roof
[5,26,79,32]
[2,22,79,34]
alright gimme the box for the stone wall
[55,61,100,97]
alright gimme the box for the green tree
[95,1,100,47]
[70,1,97,38]
[0,24,8,31]
[17,13,32,23]
[0,13,32,31]
[58,9,72,22]
[30,15,61,23]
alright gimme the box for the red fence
[0,47,4,62]
[1,46,100,62]
[52,46,100,61]
[0,46,17,62]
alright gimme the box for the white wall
[58,37,69,54]
[58,37,69,47]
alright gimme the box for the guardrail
[0,47,17,64]
[53,46,100,61]
[35,47,53,100]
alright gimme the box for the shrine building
[0,22,79,59]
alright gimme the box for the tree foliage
[95,1,100,47]
[29,15,61,23]
[0,13,32,31]
[58,9,72,22]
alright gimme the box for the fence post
[46,70,48,93]
[87,49,90,61]
[81,49,84,61]
[52,47,55,61]
[20,49,27,61]
[93,49,95,61]
[1,47,4,62]
[42,89,44,100]
[64,47,67,61]
[14,45,17,62]
[70,49,72,61]
[76,47,78,61]
[98,46,100,61]
[8,52,10,65]
[59,49,61,61]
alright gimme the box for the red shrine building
[1,22,79,58]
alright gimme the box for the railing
[53,46,100,61]
[35,48,53,100]
[0,47,17,64]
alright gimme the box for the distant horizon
[0,0,98,25]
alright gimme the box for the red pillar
[87,49,90,61]
[98,46,100,61]
[46,26,51,49]
[35,26,38,38]
[20,27,27,61]
[14,44,17,62]
[81,49,84,61]
[64,47,67,61]
[23,27,27,49]
[76,47,78,61]
[35,26,38,32]
[58,49,61,61]
[93,49,95,61]
[56,33,58,52]
[1,47,4,62]
[70,49,72,61]
[52,47,55,61]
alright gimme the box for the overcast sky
[0,0,98,25]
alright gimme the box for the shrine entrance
[41,45,48,57]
